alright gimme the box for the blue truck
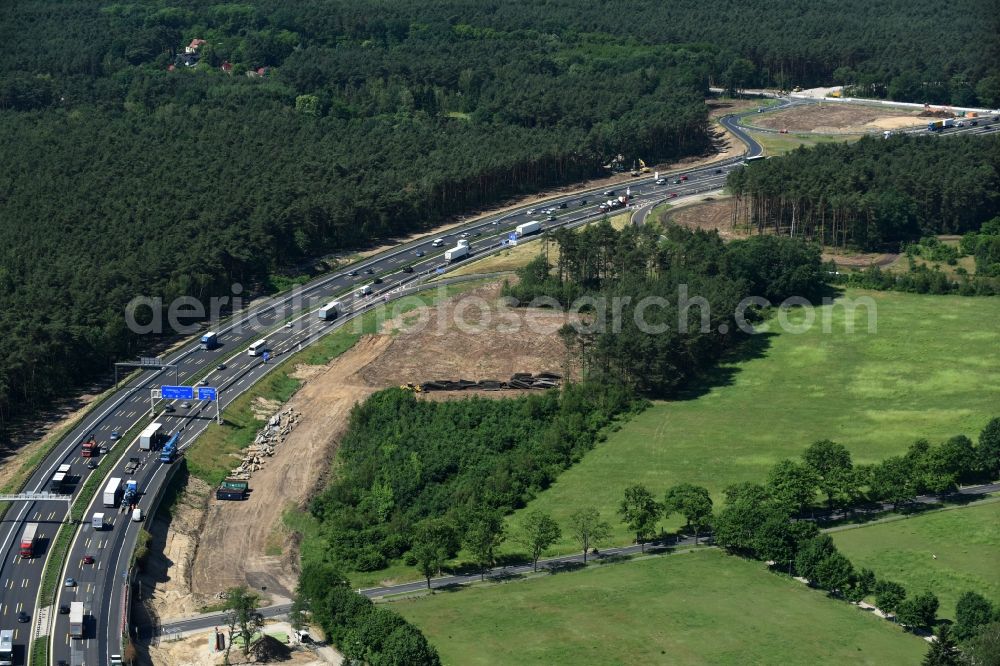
[160,432,180,463]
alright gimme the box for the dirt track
[147,282,577,619]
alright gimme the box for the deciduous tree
[568,506,611,564]
[515,511,562,572]
[618,484,661,552]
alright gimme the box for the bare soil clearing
[753,103,925,133]
[663,198,745,240]
[150,282,577,615]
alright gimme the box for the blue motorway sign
[161,385,194,400]
[197,387,218,401]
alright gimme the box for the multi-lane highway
[0,137,755,666]
[2,92,992,666]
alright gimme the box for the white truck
[92,512,105,530]
[515,221,541,237]
[444,244,469,262]
[103,477,122,508]
[139,422,163,451]
[318,301,342,321]
[356,284,373,298]
[0,629,12,666]
[69,602,84,639]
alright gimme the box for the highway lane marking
[33,511,42,520]
[48,511,57,520]
[0,603,5,614]
[21,578,29,588]
[4,578,10,588]
[15,602,22,612]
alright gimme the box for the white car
[655,178,666,185]
[526,209,535,215]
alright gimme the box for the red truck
[81,435,98,458]
[19,523,39,558]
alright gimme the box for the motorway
[2,92,994,665]
[0,141,755,666]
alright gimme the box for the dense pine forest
[727,135,1000,250]
[1,0,997,435]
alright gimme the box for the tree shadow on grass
[672,331,777,402]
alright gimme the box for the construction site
[139,280,580,629]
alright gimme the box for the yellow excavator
[399,383,423,392]
[630,159,652,176]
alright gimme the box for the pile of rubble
[228,407,300,479]
[418,372,561,392]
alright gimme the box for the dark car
[603,190,615,196]
[348,270,358,277]
[162,404,175,413]
[474,231,482,236]
[86,460,97,469]
[559,202,567,209]
[217,363,226,371]
[373,277,383,284]
[18,611,30,623]
[414,250,425,257]
[59,604,70,614]
[548,215,557,221]
[402,266,414,273]
[715,168,723,174]
[83,554,95,564]
[669,192,678,199]
[365,268,374,274]
[581,199,587,205]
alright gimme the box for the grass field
[393,549,926,666]
[748,129,862,156]
[833,500,1000,619]
[507,290,1000,551]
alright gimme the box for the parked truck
[69,602,84,639]
[19,523,39,558]
[103,477,122,508]
[216,478,250,501]
[139,422,164,451]
[444,244,469,262]
[81,434,98,458]
[318,301,342,321]
[515,221,541,237]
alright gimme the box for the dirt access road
[143,281,578,620]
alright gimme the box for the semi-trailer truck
[81,434,98,458]
[69,602,84,639]
[318,301,342,321]
[103,477,122,508]
[139,422,164,451]
[19,523,39,558]
[444,244,470,262]
[515,221,541,237]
